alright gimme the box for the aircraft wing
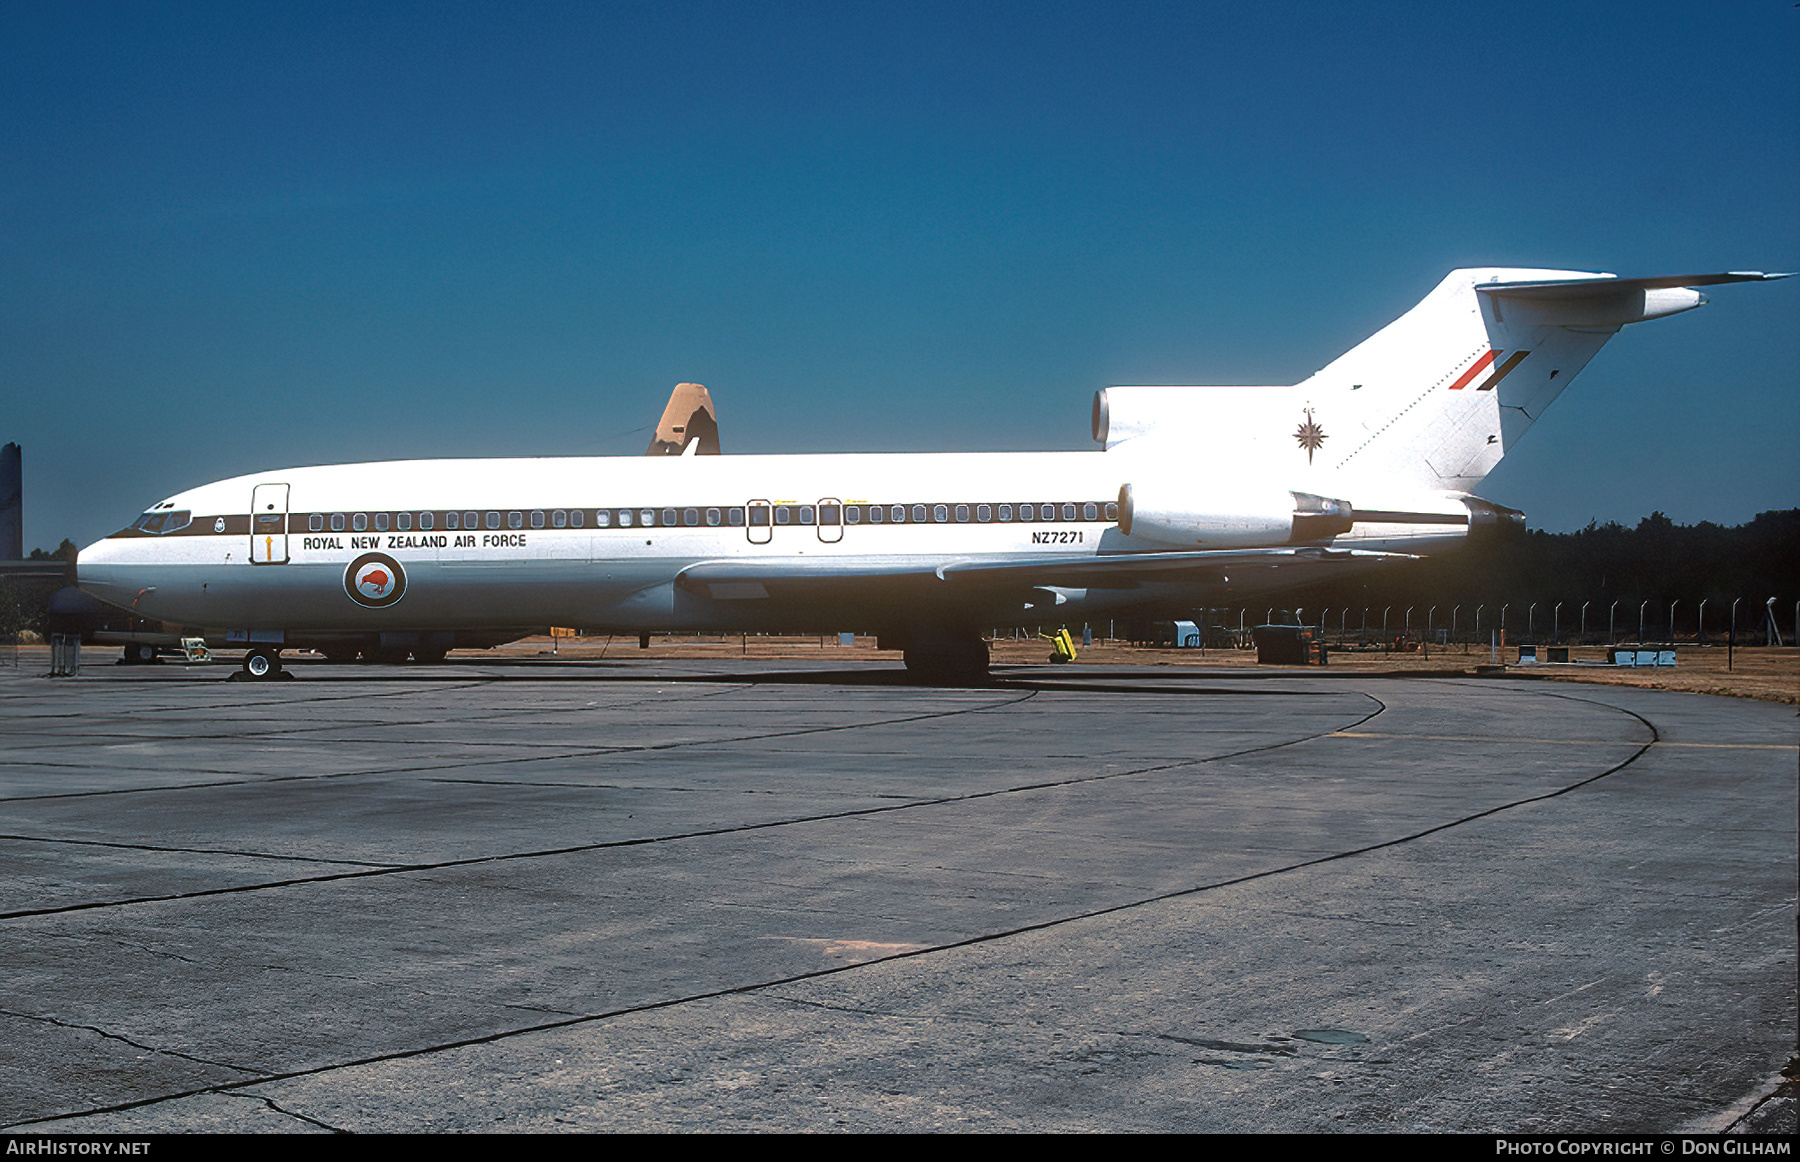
[675,547,1411,598]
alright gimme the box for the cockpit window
[133,510,191,534]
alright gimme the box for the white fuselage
[76,446,1457,644]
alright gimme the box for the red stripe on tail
[1448,349,1498,391]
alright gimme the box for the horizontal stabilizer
[1477,271,1791,299]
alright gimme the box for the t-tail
[1292,268,1790,491]
[1094,267,1788,552]
[1098,268,1788,492]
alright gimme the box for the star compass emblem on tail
[1294,408,1327,465]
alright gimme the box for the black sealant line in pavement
[0,676,1358,793]
[0,686,1045,806]
[0,688,1382,921]
[0,676,759,755]
[7,691,1672,1133]
[0,676,504,722]
[0,688,1051,905]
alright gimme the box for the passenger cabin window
[1063,504,1078,520]
[375,513,389,531]
[352,513,367,532]
[595,510,610,528]
[867,506,882,523]
[890,506,905,523]
[933,505,948,523]
[530,511,544,528]
[1084,503,1098,521]
[684,508,699,526]
[615,509,630,527]
[552,510,566,528]
[977,505,991,522]
[774,507,791,526]
[1018,505,1034,521]
[705,508,721,526]
[464,511,479,530]
[727,507,745,526]
[998,504,1012,521]
[420,512,434,530]
[954,505,969,522]
[396,513,410,531]
[798,506,814,525]
[911,505,926,523]
[570,509,584,527]
[331,513,346,532]
[1104,502,1119,521]
[508,511,523,529]
[446,512,460,530]
[485,512,500,530]
[640,509,655,527]
[309,514,324,532]
[844,506,861,524]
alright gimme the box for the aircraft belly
[81,559,666,633]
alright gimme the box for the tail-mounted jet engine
[1117,483,1354,547]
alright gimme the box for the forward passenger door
[250,483,289,564]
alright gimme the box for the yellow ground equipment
[1043,627,1079,664]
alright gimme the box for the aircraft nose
[74,536,138,606]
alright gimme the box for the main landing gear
[240,647,286,680]
[901,635,991,686]
[118,642,160,665]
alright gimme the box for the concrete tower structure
[0,443,22,561]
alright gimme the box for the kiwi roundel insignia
[345,552,406,609]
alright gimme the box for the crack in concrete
[109,938,198,965]
[1152,1033,1298,1056]
[222,1090,348,1133]
[0,832,397,868]
[0,1008,266,1076]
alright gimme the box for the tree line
[1256,509,1799,641]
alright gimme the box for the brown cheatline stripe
[1475,349,1531,391]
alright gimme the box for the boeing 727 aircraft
[76,267,1787,680]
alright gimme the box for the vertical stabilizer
[0,443,21,560]
[647,383,722,456]
[1293,269,1785,490]
[1295,268,1617,490]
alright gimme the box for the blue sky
[3,0,1795,548]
